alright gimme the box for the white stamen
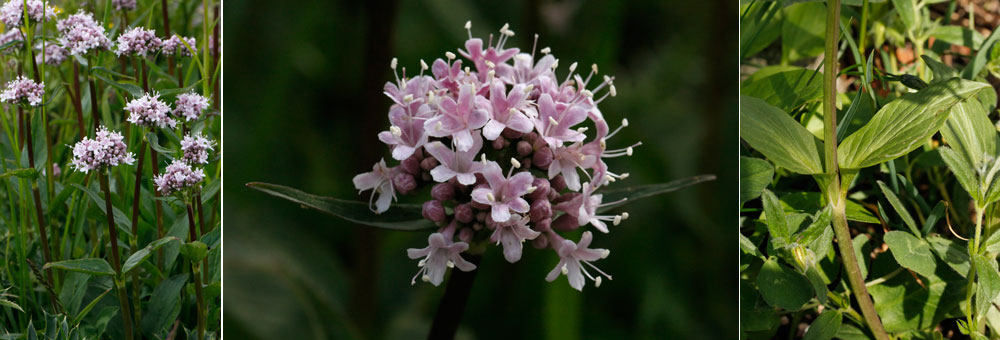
[390,126,402,137]
[561,264,569,275]
[435,121,443,131]
[594,276,602,287]
[524,84,534,93]
[445,51,456,60]
[481,154,488,163]
[541,47,551,54]
[447,260,455,268]
[422,274,431,282]
[428,91,436,102]
[609,85,617,97]
[621,118,629,127]
[418,259,426,267]
[551,59,559,70]
[485,60,496,69]
[403,94,414,103]
[548,117,559,126]
[581,89,593,98]
[511,158,521,168]
[600,249,610,259]
[613,215,622,226]
[591,63,598,74]
[464,67,471,76]
[626,147,633,156]
[603,75,612,83]
[605,175,615,183]
[390,58,397,70]
[619,173,629,179]
[569,62,578,73]
[487,193,496,202]
[420,59,429,70]
[500,23,509,33]
[622,212,630,220]
[577,127,589,133]
[505,29,515,37]
[526,186,537,194]
[465,21,472,30]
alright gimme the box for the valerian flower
[57,11,111,55]
[173,92,210,121]
[0,0,56,28]
[181,132,214,165]
[36,42,68,65]
[407,231,477,286]
[153,160,205,196]
[0,29,23,52]
[125,92,176,128]
[0,76,44,106]
[70,126,135,173]
[111,0,137,11]
[353,158,396,213]
[353,21,634,290]
[162,35,197,57]
[545,231,612,291]
[114,27,162,57]
[470,160,533,223]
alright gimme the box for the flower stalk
[99,170,134,340]
[428,253,482,340]
[186,203,206,340]
[822,0,889,339]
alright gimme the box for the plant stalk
[20,104,56,309]
[187,204,206,340]
[427,254,483,340]
[100,170,134,340]
[822,0,890,339]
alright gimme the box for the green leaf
[892,0,917,30]
[741,66,823,112]
[803,310,842,340]
[43,259,115,277]
[179,241,208,262]
[778,191,880,224]
[72,183,134,238]
[756,257,813,310]
[795,206,832,246]
[740,233,765,259]
[975,254,1000,320]
[930,26,985,50]
[923,56,959,84]
[0,298,23,313]
[740,157,774,206]
[740,280,780,333]
[91,71,143,98]
[839,78,991,169]
[781,2,826,62]
[940,146,983,203]
[140,274,187,338]
[122,237,180,274]
[854,234,872,279]
[834,323,873,340]
[941,100,998,173]
[869,256,966,332]
[877,181,921,235]
[146,132,176,156]
[0,168,38,180]
[71,287,111,326]
[927,235,970,278]
[963,27,1000,79]
[740,1,782,58]
[762,189,790,247]
[884,231,937,278]
[740,95,825,174]
[922,201,947,235]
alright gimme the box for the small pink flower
[0,76,44,106]
[470,161,534,223]
[533,93,588,148]
[36,42,68,65]
[173,92,210,121]
[489,215,540,263]
[153,160,205,196]
[352,159,396,213]
[125,92,175,128]
[161,35,197,57]
[378,104,433,160]
[112,0,137,11]
[181,132,214,165]
[424,132,484,185]
[115,27,162,57]
[0,0,55,28]
[424,83,488,152]
[58,11,112,56]
[479,82,534,140]
[407,232,477,286]
[70,126,135,173]
[545,231,612,291]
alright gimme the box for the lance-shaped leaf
[940,146,984,203]
[740,95,825,174]
[975,255,1000,320]
[839,78,990,169]
[740,157,774,206]
[761,189,790,248]
[741,66,823,112]
[803,309,842,340]
[43,259,115,277]
[884,231,937,278]
[122,236,180,274]
[877,181,921,235]
[597,175,716,213]
[940,100,998,170]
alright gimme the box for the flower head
[173,92,210,121]
[423,83,488,152]
[125,92,175,128]
[112,0,136,11]
[36,42,68,65]
[114,27,162,57]
[0,29,23,52]
[0,0,56,28]
[471,160,534,223]
[545,232,612,291]
[480,82,534,140]
[153,160,205,196]
[0,76,44,106]
[407,232,477,286]
[58,11,111,56]
[378,105,433,160]
[70,126,135,173]
[353,159,396,213]
[162,35,197,57]
[181,132,214,165]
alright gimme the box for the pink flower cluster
[36,42,68,65]
[57,11,111,56]
[114,27,162,57]
[0,29,22,52]
[353,22,634,290]
[173,92,210,121]
[70,126,135,173]
[181,132,214,165]
[162,35,197,57]
[0,76,44,106]
[112,0,137,11]
[0,0,55,28]
[125,92,176,128]
[153,160,205,196]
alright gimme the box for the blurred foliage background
[223,0,736,338]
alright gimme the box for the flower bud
[550,174,567,192]
[552,192,579,205]
[454,203,474,223]
[531,233,549,249]
[422,200,447,222]
[520,158,532,169]
[552,214,579,231]
[492,137,508,150]
[516,141,533,156]
[401,155,421,175]
[472,222,484,230]
[476,211,487,222]
[458,227,474,243]
[431,183,456,201]
[393,173,417,194]
[420,157,439,171]
[532,136,548,151]
[530,199,552,222]
[527,178,550,201]
[533,218,552,232]
[792,245,815,271]
[502,128,524,139]
[523,132,538,144]
[533,147,553,169]
[469,199,490,210]
[421,172,433,182]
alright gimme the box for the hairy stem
[823,0,889,339]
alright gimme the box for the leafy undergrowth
[0,0,220,339]
[741,0,1000,339]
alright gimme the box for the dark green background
[223,0,736,338]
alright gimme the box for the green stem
[822,1,890,339]
[187,204,206,340]
[100,170,133,340]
